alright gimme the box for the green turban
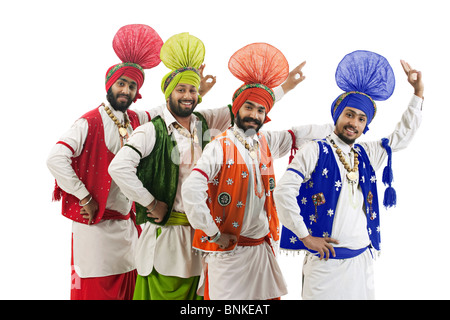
[160,32,205,103]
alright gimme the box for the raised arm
[361,60,424,171]
[198,64,217,97]
[401,60,424,99]
[281,61,307,95]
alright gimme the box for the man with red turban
[47,24,163,300]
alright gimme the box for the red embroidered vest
[193,131,280,253]
[53,107,144,225]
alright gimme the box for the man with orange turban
[109,33,332,299]
[47,24,163,300]
[181,43,332,300]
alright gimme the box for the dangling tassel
[381,138,396,208]
[383,186,397,209]
[52,180,62,202]
[287,130,298,164]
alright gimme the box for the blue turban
[331,50,395,133]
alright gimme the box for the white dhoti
[205,242,287,300]
[302,249,375,300]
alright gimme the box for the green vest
[131,112,211,226]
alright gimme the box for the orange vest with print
[193,131,280,253]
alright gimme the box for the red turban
[105,24,163,102]
[228,43,289,122]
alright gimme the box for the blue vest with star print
[280,139,381,253]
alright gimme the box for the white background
[1,0,448,300]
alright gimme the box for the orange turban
[228,43,289,122]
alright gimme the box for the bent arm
[361,94,423,171]
[47,118,90,200]
[108,124,156,207]
[182,140,223,237]
[274,141,319,239]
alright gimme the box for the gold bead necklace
[232,127,264,198]
[330,138,359,183]
[232,127,258,160]
[172,122,198,164]
[103,104,129,138]
[172,122,199,144]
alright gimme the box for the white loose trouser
[302,249,375,300]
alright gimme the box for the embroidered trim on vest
[280,139,381,254]
[193,131,280,253]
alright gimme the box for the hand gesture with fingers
[198,64,217,97]
[281,61,306,94]
[301,235,339,260]
[400,60,424,98]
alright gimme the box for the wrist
[208,231,221,243]
[147,199,158,213]
[414,90,424,99]
[79,194,93,207]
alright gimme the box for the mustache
[117,94,131,100]
[241,117,262,126]
[344,124,358,133]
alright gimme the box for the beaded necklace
[173,122,198,164]
[103,104,129,138]
[232,128,264,198]
[172,122,199,143]
[231,127,258,160]
[330,138,359,184]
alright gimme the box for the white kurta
[107,86,294,279]
[108,105,232,278]
[182,126,293,299]
[274,94,423,299]
[47,104,156,278]
[182,120,333,300]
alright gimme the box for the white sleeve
[198,105,232,138]
[263,130,293,160]
[274,141,320,239]
[182,140,223,237]
[133,109,151,125]
[273,85,284,103]
[46,118,90,200]
[291,123,334,148]
[360,94,423,171]
[108,123,157,207]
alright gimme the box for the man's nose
[249,109,260,119]
[183,91,193,99]
[121,85,130,95]
[348,117,358,127]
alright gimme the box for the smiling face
[107,76,137,112]
[236,100,267,135]
[334,106,367,145]
[167,83,199,118]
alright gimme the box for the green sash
[166,211,190,226]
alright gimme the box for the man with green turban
[109,32,324,299]
[109,32,231,299]
[160,32,206,102]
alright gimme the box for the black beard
[235,112,264,136]
[107,88,133,112]
[336,131,356,145]
[168,95,197,118]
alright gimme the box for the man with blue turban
[274,51,424,299]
